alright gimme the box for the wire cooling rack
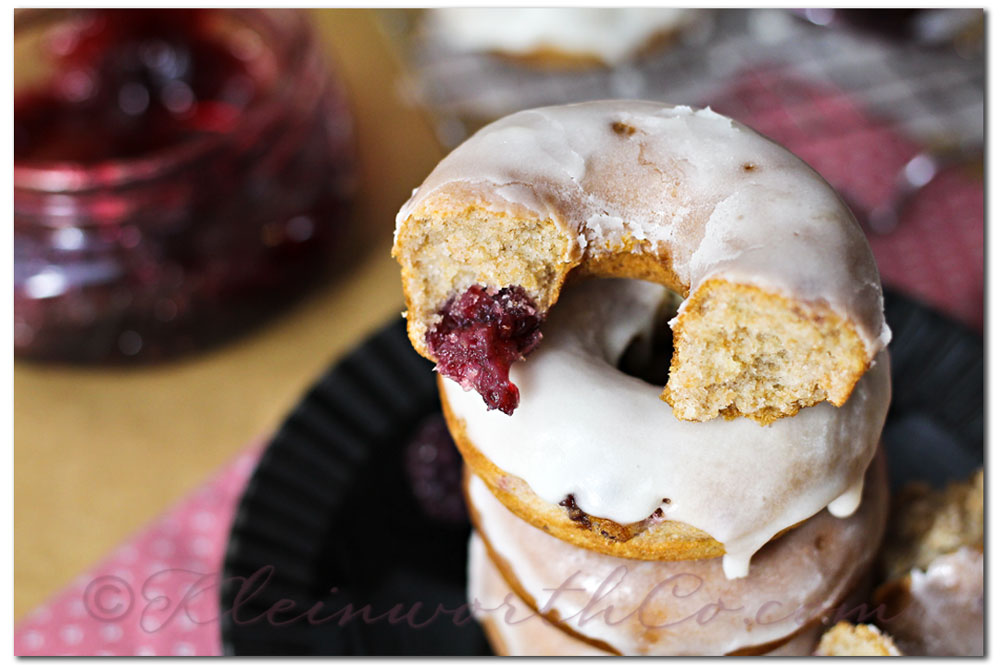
[381,9,983,153]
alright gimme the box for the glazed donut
[465,449,889,656]
[468,533,827,656]
[878,468,983,581]
[393,100,891,422]
[425,8,702,68]
[873,547,983,656]
[442,278,890,576]
[872,468,984,656]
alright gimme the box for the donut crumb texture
[878,467,983,582]
[394,206,573,361]
[815,622,902,656]
[394,205,575,412]
[663,278,870,425]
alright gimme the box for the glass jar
[14,9,358,362]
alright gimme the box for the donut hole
[617,283,680,387]
[618,316,673,387]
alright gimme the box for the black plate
[219,288,983,656]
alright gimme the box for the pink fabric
[14,68,983,656]
[15,447,262,656]
[707,67,983,331]
[868,169,983,331]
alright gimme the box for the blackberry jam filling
[426,284,543,415]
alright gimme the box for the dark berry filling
[15,9,269,163]
[559,495,592,529]
[426,284,543,415]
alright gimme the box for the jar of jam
[14,9,358,362]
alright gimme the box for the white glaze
[396,101,891,357]
[444,279,890,578]
[468,532,827,656]
[468,450,887,656]
[467,533,609,656]
[428,8,699,65]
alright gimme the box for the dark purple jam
[13,9,358,362]
[426,285,543,415]
[14,9,263,163]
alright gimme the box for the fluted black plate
[219,288,982,656]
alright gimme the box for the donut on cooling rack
[392,100,891,423]
[424,8,704,68]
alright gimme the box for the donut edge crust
[442,377,728,562]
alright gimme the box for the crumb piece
[815,622,902,656]
[880,468,983,581]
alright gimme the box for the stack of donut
[393,100,893,655]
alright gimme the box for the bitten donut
[466,448,889,656]
[443,278,890,576]
[467,533,826,657]
[393,100,890,422]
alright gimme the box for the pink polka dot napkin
[15,447,262,656]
